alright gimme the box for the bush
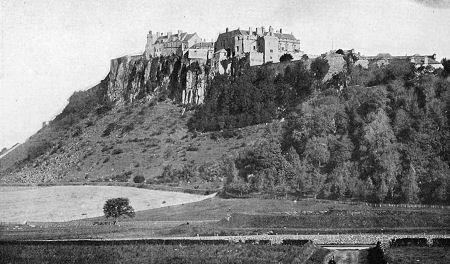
[102,123,116,137]
[111,148,123,155]
[110,171,132,182]
[133,175,145,183]
[310,57,330,80]
[187,145,199,151]
[120,123,135,135]
[72,126,82,137]
[280,53,293,63]
[222,129,239,139]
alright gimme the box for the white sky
[1,0,450,149]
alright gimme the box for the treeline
[216,57,450,204]
[188,57,329,131]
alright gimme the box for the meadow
[0,186,215,223]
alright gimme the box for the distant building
[357,53,443,69]
[145,30,202,58]
[214,26,302,66]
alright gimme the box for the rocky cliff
[107,54,210,106]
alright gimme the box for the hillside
[0,98,281,187]
[1,50,449,206]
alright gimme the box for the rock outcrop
[107,54,210,106]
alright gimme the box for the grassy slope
[0,100,276,186]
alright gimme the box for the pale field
[0,186,216,223]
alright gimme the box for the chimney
[256,27,260,35]
[226,27,229,33]
[167,31,172,38]
[262,27,265,34]
[249,27,253,34]
[280,28,283,34]
[177,29,182,36]
[269,26,273,34]
[156,31,160,38]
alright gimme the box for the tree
[103,198,135,224]
[310,57,330,80]
[441,58,450,78]
[280,53,293,63]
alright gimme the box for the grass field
[0,186,215,222]
[386,246,450,264]
[2,196,449,242]
[0,241,329,264]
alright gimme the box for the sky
[1,0,450,149]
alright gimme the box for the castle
[144,26,303,68]
[141,26,303,105]
[214,26,302,66]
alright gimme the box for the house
[145,30,202,58]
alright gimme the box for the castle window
[270,49,273,53]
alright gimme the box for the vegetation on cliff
[205,57,450,204]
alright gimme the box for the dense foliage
[218,58,450,204]
[188,58,321,131]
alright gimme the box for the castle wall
[248,52,264,66]
[188,48,210,60]
[261,35,279,63]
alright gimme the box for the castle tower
[145,30,154,59]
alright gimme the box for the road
[324,249,368,264]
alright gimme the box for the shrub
[102,123,116,137]
[85,120,94,127]
[110,171,132,182]
[222,129,239,139]
[111,148,123,155]
[133,175,145,183]
[101,145,113,152]
[187,145,199,151]
[280,53,293,63]
[120,123,135,134]
[72,126,82,137]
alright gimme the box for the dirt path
[323,250,367,264]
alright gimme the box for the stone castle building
[214,26,302,66]
[145,30,209,59]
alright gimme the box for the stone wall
[248,52,264,66]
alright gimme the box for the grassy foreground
[0,242,329,264]
[386,246,450,264]
[2,197,449,240]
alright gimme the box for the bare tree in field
[103,197,135,224]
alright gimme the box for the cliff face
[107,54,210,106]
